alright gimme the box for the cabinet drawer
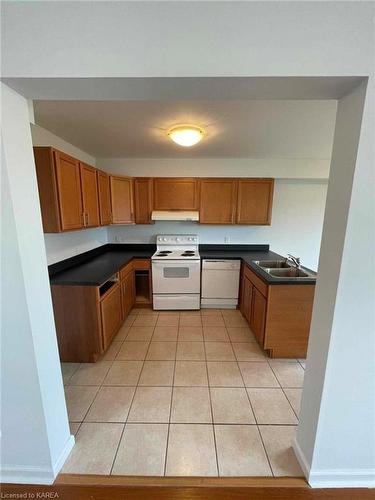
[244,265,268,297]
[120,261,133,280]
[132,259,151,270]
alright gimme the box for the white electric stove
[152,234,201,310]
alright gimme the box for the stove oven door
[152,260,201,294]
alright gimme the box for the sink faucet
[287,254,301,268]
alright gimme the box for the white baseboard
[308,469,375,488]
[0,434,75,485]
[293,437,375,488]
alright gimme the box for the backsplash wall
[109,179,328,270]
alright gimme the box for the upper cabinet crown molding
[153,177,200,211]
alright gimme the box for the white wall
[44,227,108,265]
[108,179,327,271]
[1,84,74,484]
[98,157,330,180]
[31,124,96,165]
[295,80,375,487]
[2,2,372,78]
[31,124,108,264]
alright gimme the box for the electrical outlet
[115,236,121,243]
[224,236,230,244]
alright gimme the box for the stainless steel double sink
[253,260,316,279]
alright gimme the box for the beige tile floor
[62,308,305,477]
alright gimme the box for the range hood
[151,210,200,222]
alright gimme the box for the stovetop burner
[152,234,200,261]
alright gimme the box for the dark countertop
[49,245,155,286]
[49,243,316,287]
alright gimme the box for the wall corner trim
[292,437,310,481]
[0,435,75,485]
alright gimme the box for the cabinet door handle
[85,213,89,226]
[82,212,86,226]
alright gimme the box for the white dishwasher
[201,259,241,309]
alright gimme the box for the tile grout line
[163,312,180,477]
[202,330,220,478]
[266,362,300,422]
[233,315,275,478]
[109,309,158,475]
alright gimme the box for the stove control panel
[156,234,199,246]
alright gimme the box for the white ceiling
[33,99,337,159]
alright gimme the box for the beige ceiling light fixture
[167,124,205,147]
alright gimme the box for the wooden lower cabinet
[250,287,267,345]
[120,263,136,318]
[100,282,123,350]
[51,260,146,362]
[240,264,315,358]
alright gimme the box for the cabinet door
[251,287,267,345]
[54,150,83,230]
[100,283,122,350]
[80,163,100,227]
[237,179,274,225]
[97,170,112,225]
[200,179,237,224]
[121,271,135,319]
[153,178,199,210]
[134,178,153,224]
[110,176,134,224]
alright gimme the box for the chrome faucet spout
[287,254,301,268]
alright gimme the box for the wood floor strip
[2,483,374,500]
[55,473,308,487]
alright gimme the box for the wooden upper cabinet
[153,178,199,210]
[54,151,83,231]
[200,179,237,224]
[97,170,111,225]
[134,178,153,224]
[236,179,274,225]
[110,176,134,224]
[79,162,100,228]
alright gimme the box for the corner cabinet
[50,259,146,362]
[237,179,274,225]
[153,178,199,210]
[240,263,315,358]
[110,176,134,224]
